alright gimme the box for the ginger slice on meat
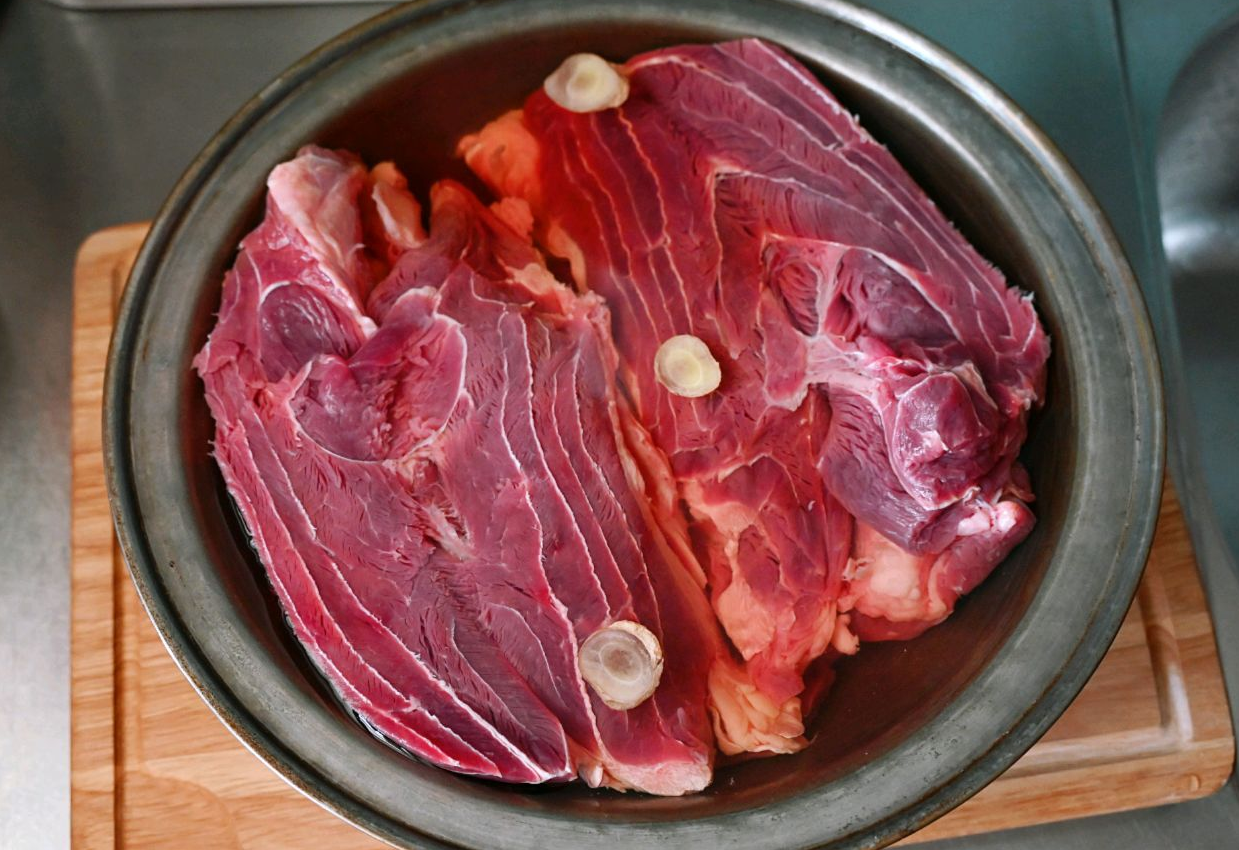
[578,621,664,710]
[544,54,630,113]
[655,335,722,398]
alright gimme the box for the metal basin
[1158,11,1239,565]
[104,1,1164,847]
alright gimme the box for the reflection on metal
[1157,11,1239,571]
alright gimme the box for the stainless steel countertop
[1,0,1236,847]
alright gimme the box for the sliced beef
[195,147,750,795]
[197,37,1051,795]
[461,38,1048,684]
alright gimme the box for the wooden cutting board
[71,224,1234,849]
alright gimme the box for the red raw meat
[194,147,779,795]
[461,39,1048,684]
[197,37,1050,796]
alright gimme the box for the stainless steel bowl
[104,1,1164,847]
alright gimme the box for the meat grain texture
[196,38,1049,796]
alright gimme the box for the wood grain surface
[71,224,1234,849]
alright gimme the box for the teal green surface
[1119,0,1239,149]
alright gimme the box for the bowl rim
[104,0,1166,847]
